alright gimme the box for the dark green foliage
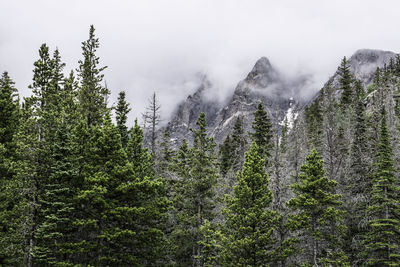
[219,117,247,175]
[0,72,20,265]
[251,102,273,163]
[362,108,400,266]
[34,119,76,266]
[288,150,349,266]
[115,90,131,148]
[4,26,400,267]
[171,113,218,266]
[113,117,169,266]
[77,25,109,127]
[305,100,323,152]
[219,135,233,175]
[157,129,175,177]
[344,80,371,264]
[338,56,353,106]
[127,119,154,178]
[221,142,281,266]
[0,72,19,149]
[231,116,247,171]
[72,114,169,266]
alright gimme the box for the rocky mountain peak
[250,57,272,74]
[245,56,279,88]
[163,48,397,148]
[350,49,395,64]
[327,49,397,88]
[348,49,396,84]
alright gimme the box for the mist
[1,0,400,124]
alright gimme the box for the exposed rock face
[164,57,304,146]
[162,49,397,148]
[209,57,303,144]
[329,49,396,87]
[165,76,221,145]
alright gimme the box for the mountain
[162,49,396,147]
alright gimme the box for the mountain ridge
[159,48,397,148]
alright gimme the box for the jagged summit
[245,56,280,88]
[162,48,398,148]
[250,57,272,74]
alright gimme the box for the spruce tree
[230,116,247,171]
[103,116,169,266]
[0,72,20,265]
[115,90,131,148]
[20,43,65,266]
[77,25,109,127]
[305,100,323,152]
[288,149,348,266]
[0,72,19,150]
[362,108,400,266]
[221,142,280,266]
[171,113,218,266]
[127,119,154,179]
[344,80,370,264]
[33,118,77,266]
[250,102,273,164]
[219,135,233,175]
[157,129,175,178]
[338,56,353,106]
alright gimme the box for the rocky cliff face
[162,49,396,147]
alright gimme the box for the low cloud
[1,0,400,125]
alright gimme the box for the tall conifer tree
[0,72,20,265]
[251,102,273,164]
[221,142,280,266]
[288,150,348,266]
[77,25,109,127]
[115,90,131,148]
[362,108,400,266]
[338,56,353,106]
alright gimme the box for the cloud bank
[1,0,400,124]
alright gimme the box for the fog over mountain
[1,0,400,124]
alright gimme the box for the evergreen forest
[0,26,399,266]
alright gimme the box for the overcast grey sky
[1,0,399,123]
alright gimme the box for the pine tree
[157,129,175,178]
[20,43,65,266]
[305,100,323,152]
[250,102,273,164]
[0,72,21,265]
[62,70,78,124]
[33,118,77,266]
[344,80,370,264]
[0,72,19,150]
[12,102,41,267]
[77,25,109,127]
[338,56,353,106]
[100,115,169,266]
[288,150,348,266]
[115,90,131,148]
[171,113,218,266]
[71,114,135,265]
[362,108,400,266]
[219,135,233,175]
[127,119,154,179]
[230,116,247,171]
[221,142,280,266]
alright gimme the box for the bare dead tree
[142,92,161,155]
